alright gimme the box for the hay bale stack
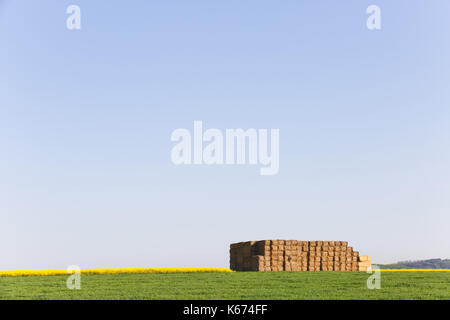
[358,255,372,272]
[229,240,369,272]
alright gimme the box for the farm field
[0,271,449,300]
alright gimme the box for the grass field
[1,271,449,300]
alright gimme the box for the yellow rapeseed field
[1,268,449,277]
[0,267,234,277]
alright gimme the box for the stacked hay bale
[268,240,283,271]
[358,255,372,271]
[230,240,369,272]
[283,240,309,271]
[229,241,254,271]
[309,241,359,272]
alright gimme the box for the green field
[0,272,449,300]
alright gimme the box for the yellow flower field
[1,268,449,277]
[0,267,234,277]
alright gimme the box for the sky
[1,0,449,269]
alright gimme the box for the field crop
[0,271,448,300]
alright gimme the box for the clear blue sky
[1,0,449,269]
